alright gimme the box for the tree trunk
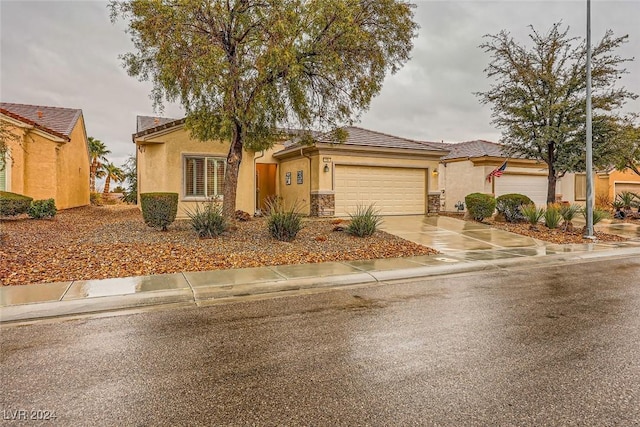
[103,176,111,194]
[90,161,97,193]
[223,129,243,219]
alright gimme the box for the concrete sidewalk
[3,216,640,324]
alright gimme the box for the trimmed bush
[140,192,178,231]
[0,191,33,216]
[465,193,496,222]
[544,204,562,229]
[186,200,227,238]
[495,193,533,223]
[28,199,57,219]
[346,204,382,237]
[265,197,304,242]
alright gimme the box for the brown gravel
[0,205,438,286]
[440,212,627,244]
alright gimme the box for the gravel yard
[0,205,438,286]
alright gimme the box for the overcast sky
[1,0,639,168]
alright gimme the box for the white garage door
[495,175,549,207]
[334,165,426,216]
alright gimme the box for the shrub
[465,193,496,222]
[27,199,57,219]
[265,197,304,242]
[584,208,610,226]
[0,191,33,216]
[346,204,382,237]
[544,204,562,229]
[90,192,103,206]
[558,204,581,231]
[495,193,533,223]
[615,191,639,210]
[140,192,178,231]
[186,200,227,238]
[521,204,545,229]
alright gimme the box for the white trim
[0,114,67,143]
[0,148,11,192]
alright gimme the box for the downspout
[301,148,312,215]
[254,150,265,214]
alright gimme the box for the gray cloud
[1,0,639,168]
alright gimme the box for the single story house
[0,102,90,209]
[437,140,582,211]
[591,168,640,205]
[133,117,447,218]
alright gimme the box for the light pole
[585,0,595,238]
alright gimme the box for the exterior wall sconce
[432,169,438,176]
[324,164,330,173]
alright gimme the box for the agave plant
[615,191,639,210]
[558,204,582,232]
[520,204,545,230]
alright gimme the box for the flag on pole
[487,161,507,182]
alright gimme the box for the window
[184,156,225,198]
[574,173,586,201]
[0,155,5,191]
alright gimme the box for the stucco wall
[19,132,58,203]
[438,160,487,211]
[137,127,282,218]
[597,169,640,203]
[55,117,90,209]
[278,157,311,215]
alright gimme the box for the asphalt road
[2,256,640,426]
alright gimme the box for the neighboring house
[133,118,447,218]
[438,140,582,211]
[0,102,90,209]
[586,168,640,205]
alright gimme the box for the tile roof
[440,139,517,160]
[284,126,447,152]
[0,102,82,141]
[136,115,183,133]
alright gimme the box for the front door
[256,163,277,212]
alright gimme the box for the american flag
[486,161,507,182]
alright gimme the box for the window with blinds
[184,156,225,198]
[0,156,6,191]
[574,173,586,201]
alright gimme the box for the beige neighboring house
[133,118,448,218]
[0,102,90,209]
[438,140,582,211]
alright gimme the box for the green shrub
[346,204,382,237]
[265,197,304,242]
[521,204,545,229]
[544,204,562,229]
[28,199,57,219]
[140,192,178,231]
[558,204,582,231]
[90,192,103,206]
[186,200,227,238]
[495,193,533,223]
[0,191,33,216]
[584,208,610,226]
[465,193,496,222]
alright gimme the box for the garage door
[614,182,640,196]
[334,165,426,216]
[495,174,549,207]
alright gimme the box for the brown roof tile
[136,115,182,133]
[0,102,82,141]
[440,140,524,160]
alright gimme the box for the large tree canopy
[610,115,640,176]
[110,0,418,217]
[477,23,637,204]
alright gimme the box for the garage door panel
[335,165,426,216]
[495,175,549,207]
[614,182,640,196]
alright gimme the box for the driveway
[379,215,640,260]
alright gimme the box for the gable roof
[0,102,82,141]
[441,139,512,160]
[282,126,447,153]
[136,115,184,134]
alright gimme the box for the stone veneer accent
[428,192,441,215]
[310,191,335,217]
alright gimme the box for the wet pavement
[2,256,640,425]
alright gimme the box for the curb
[2,246,640,324]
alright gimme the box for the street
[2,256,640,426]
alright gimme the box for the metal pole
[585,0,595,238]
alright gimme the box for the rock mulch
[0,205,437,286]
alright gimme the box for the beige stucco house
[133,118,448,218]
[438,140,582,211]
[0,102,90,209]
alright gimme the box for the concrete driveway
[379,215,640,259]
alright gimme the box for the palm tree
[102,162,125,194]
[88,137,110,193]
